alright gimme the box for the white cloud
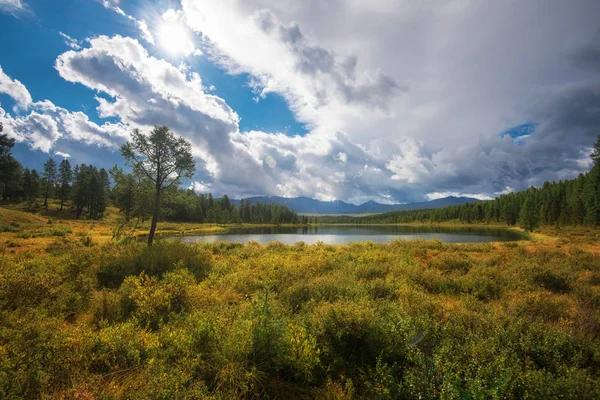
[174,0,600,201]
[59,32,81,50]
[2,110,61,152]
[54,151,71,158]
[136,20,155,45]
[6,0,600,204]
[0,0,27,15]
[190,181,210,192]
[385,137,435,184]
[53,35,274,194]
[334,151,347,165]
[0,68,127,153]
[0,100,127,152]
[181,0,403,134]
[101,0,155,45]
[0,65,32,108]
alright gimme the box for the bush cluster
[1,238,599,398]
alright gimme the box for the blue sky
[0,0,305,173]
[0,0,599,203]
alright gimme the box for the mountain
[230,195,478,215]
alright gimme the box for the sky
[0,0,599,204]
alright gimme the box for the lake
[171,225,524,245]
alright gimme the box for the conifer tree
[42,158,57,208]
[58,159,72,211]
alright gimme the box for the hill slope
[230,195,478,214]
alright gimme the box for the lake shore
[1,214,600,398]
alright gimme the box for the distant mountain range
[230,195,478,215]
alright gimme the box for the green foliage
[520,192,540,232]
[71,163,109,219]
[0,123,23,201]
[320,138,600,228]
[42,158,57,208]
[1,224,600,398]
[57,159,72,211]
[121,126,196,245]
[97,240,211,287]
[160,189,299,225]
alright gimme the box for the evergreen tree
[207,208,216,226]
[221,194,231,212]
[58,159,73,211]
[22,168,37,201]
[0,123,23,200]
[221,209,230,224]
[231,207,241,224]
[72,164,89,219]
[519,195,540,232]
[110,166,136,221]
[42,158,57,208]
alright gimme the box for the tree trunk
[148,187,160,246]
[60,187,64,211]
[43,180,49,208]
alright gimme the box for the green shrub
[1,234,600,397]
[97,241,211,287]
[532,269,572,293]
[88,322,158,374]
[430,253,473,273]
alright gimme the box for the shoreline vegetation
[1,205,600,397]
[0,204,535,252]
[1,129,600,397]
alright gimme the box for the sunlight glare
[158,22,195,57]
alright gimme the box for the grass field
[1,204,600,398]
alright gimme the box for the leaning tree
[120,126,195,245]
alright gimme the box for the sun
[157,22,195,57]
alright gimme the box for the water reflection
[171,225,523,245]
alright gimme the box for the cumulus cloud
[0,65,32,108]
[6,0,600,204]
[182,0,404,133]
[174,0,600,202]
[54,35,278,194]
[0,100,127,152]
[0,67,127,152]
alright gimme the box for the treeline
[0,123,299,224]
[0,125,111,219]
[113,174,300,225]
[323,137,600,231]
[162,193,300,224]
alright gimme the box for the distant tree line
[322,136,600,231]
[0,123,299,226]
[111,174,300,225]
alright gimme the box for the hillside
[230,195,478,215]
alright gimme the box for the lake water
[171,225,524,245]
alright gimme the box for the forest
[1,127,600,398]
[0,124,299,227]
[318,137,600,231]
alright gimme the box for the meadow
[1,206,600,399]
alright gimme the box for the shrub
[97,241,211,287]
[430,253,473,273]
[80,236,94,247]
[532,269,572,293]
[88,322,158,374]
